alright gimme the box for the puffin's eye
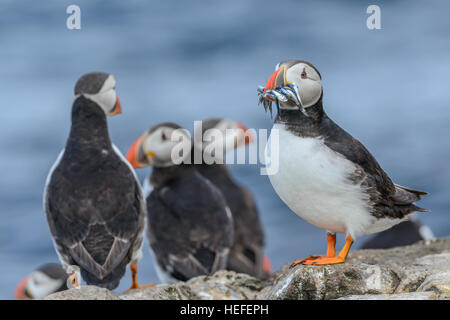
[161,132,167,141]
[301,68,307,79]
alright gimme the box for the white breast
[265,124,376,238]
[43,149,65,209]
[142,175,153,198]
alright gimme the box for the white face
[195,119,248,160]
[79,75,119,116]
[26,271,65,299]
[284,62,322,108]
[142,126,192,167]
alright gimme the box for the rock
[265,263,400,300]
[120,271,267,300]
[44,237,450,300]
[337,291,450,300]
[44,285,120,300]
[44,271,266,300]
[417,271,450,293]
[265,237,450,300]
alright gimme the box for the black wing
[44,148,145,282]
[195,164,266,277]
[321,116,428,218]
[147,171,233,281]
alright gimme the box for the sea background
[0,0,449,299]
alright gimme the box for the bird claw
[289,255,324,268]
[290,260,304,269]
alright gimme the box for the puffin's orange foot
[290,234,353,267]
[68,273,80,289]
[126,282,155,291]
[300,256,345,265]
[290,255,323,268]
[124,263,155,292]
[66,265,81,289]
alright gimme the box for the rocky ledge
[45,237,450,300]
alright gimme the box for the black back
[45,96,145,290]
[195,163,266,278]
[146,165,233,281]
[190,118,267,278]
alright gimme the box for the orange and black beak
[263,66,287,101]
[126,136,144,168]
[236,122,254,145]
[109,93,122,116]
[127,135,155,168]
[15,277,32,300]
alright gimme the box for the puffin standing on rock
[44,72,151,290]
[126,123,234,283]
[193,118,271,278]
[258,60,428,266]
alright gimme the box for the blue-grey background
[0,0,449,299]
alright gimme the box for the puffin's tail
[396,184,428,196]
[410,204,430,213]
[393,184,429,213]
[80,262,127,290]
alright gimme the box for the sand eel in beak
[15,263,68,299]
[192,118,271,278]
[126,123,234,283]
[44,72,152,290]
[258,60,428,266]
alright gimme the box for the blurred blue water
[1,0,449,299]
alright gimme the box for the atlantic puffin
[258,60,428,266]
[15,263,68,299]
[192,118,271,278]
[126,123,234,283]
[361,215,434,249]
[44,72,151,290]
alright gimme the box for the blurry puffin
[126,123,234,283]
[258,60,428,266]
[361,214,434,249]
[44,72,151,290]
[15,263,67,299]
[192,118,271,278]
